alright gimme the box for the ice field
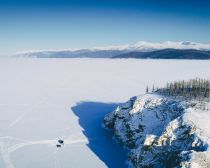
[0,58,209,168]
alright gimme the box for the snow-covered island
[104,79,210,168]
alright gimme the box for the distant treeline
[146,78,210,100]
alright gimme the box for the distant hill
[17,48,210,59]
[113,49,210,59]
[16,41,210,59]
[18,49,129,58]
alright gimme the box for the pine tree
[146,86,149,93]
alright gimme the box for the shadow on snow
[71,101,127,168]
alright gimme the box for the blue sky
[0,0,210,55]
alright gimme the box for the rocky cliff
[104,94,210,168]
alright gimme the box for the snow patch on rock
[104,93,210,168]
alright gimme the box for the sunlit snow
[0,58,209,168]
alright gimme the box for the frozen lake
[0,58,210,168]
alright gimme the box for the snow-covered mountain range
[104,94,210,168]
[15,41,210,59]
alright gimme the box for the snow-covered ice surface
[0,58,210,168]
